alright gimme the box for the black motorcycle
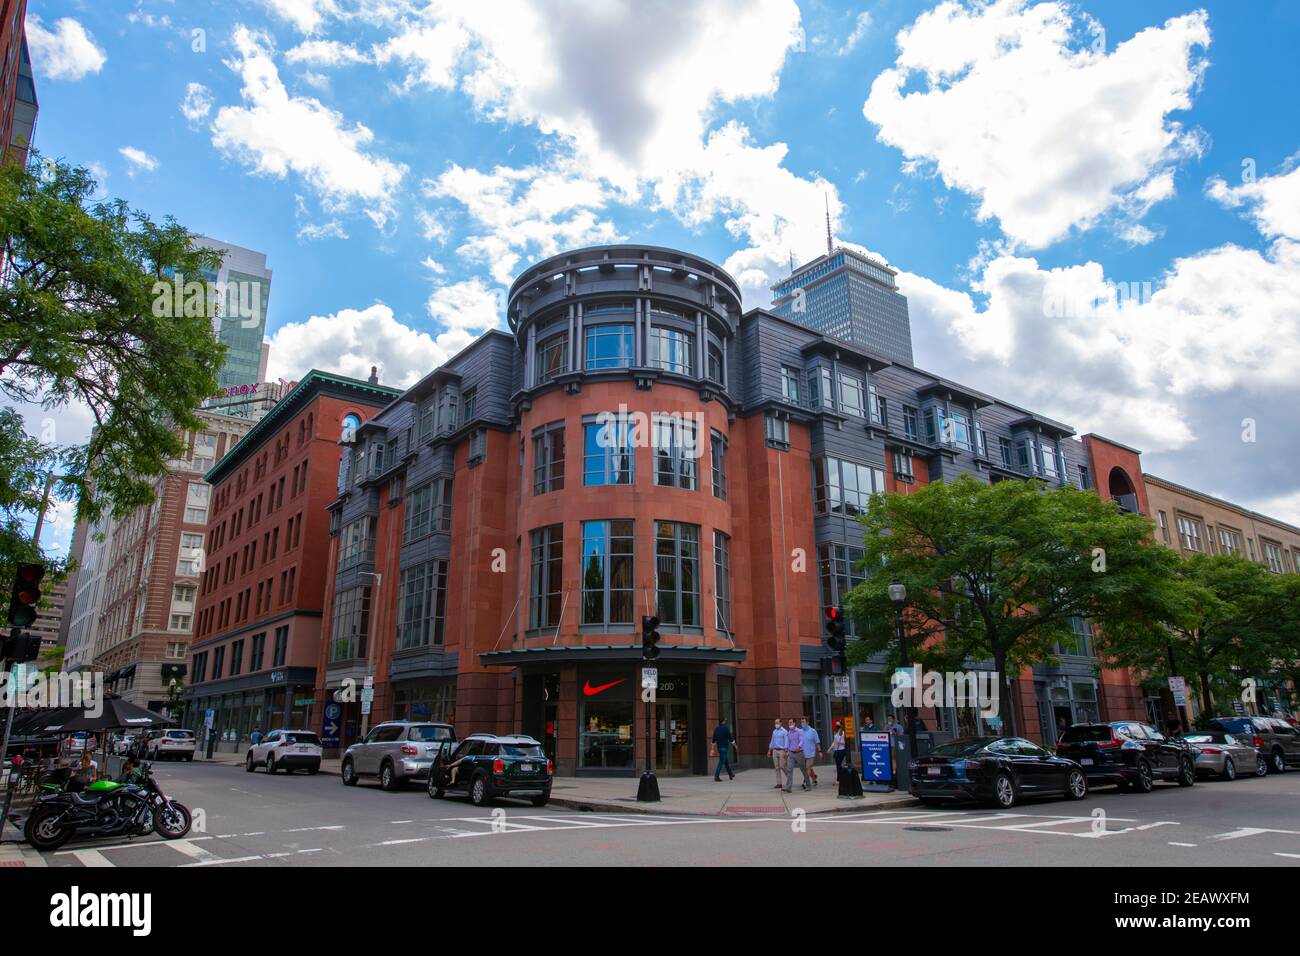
[24,761,192,851]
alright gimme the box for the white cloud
[264,0,340,35]
[863,0,1210,248]
[181,82,214,127]
[903,238,1300,455]
[1207,157,1300,241]
[425,277,504,356]
[285,39,370,67]
[265,303,449,388]
[211,26,407,225]
[837,11,873,55]
[26,16,107,81]
[119,146,159,176]
[426,162,623,286]
[296,220,348,240]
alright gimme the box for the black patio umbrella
[50,695,174,734]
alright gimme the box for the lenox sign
[212,383,260,399]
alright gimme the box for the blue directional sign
[859,732,893,791]
[322,702,342,748]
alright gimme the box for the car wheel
[469,774,492,807]
[307,765,319,776]
[426,771,444,799]
[1177,757,1195,787]
[186,755,194,762]
[1222,757,1236,781]
[341,758,358,786]
[1065,769,1088,800]
[245,753,255,773]
[1255,755,1269,777]
[991,772,1016,809]
[265,755,276,774]
[1271,749,1286,774]
[531,793,550,808]
[1134,760,1154,793]
[380,762,401,792]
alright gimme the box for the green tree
[0,153,226,530]
[1103,554,1300,718]
[844,474,1184,736]
[0,406,69,589]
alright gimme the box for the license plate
[927,767,941,776]
[520,763,534,772]
[1080,758,1094,765]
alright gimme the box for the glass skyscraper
[193,236,273,392]
[770,246,914,366]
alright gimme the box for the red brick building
[184,371,398,747]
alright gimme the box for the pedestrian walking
[767,718,789,789]
[712,718,736,781]
[783,719,810,792]
[800,717,822,787]
[250,727,263,747]
[830,721,848,778]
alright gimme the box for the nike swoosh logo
[583,679,625,697]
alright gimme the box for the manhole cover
[904,825,952,832]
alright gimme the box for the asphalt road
[31,760,1300,867]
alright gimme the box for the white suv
[246,730,322,775]
[148,729,196,761]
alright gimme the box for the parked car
[340,722,456,791]
[1207,716,1300,774]
[1055,721,1196,792]
[427,734,553,807]
[1184,731,1268,780]
[62,732,96,755]
[244,730,322,774]
[110,734,137,756]
[909,736,1088,809]
[147,729,196,762]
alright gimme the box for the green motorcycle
[24,762,192,851]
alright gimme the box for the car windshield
[284,733,320,746]
[1060,726,1113,743]
[408,726,453,742]
[501,744,544,758]
[1209,718,1253,733]
[929,738,996,757]
[1185,734,1224,744]
[166,731,193,739]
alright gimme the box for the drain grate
[904,825,952,832]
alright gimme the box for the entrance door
[655,701,691,774]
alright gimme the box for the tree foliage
[844,474,1184,734]
[0,152,226,533]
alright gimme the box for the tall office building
[0,1,36,167]
[192,236,273,393]
[770,245,915,366]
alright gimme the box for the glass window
[584,323,634,370]
[902,405,919,441]
[529,525,564,630]
[813,457,885,516]
[340,516,376,568]
[648,326,694,375]
[838,373,865,418]
[710,431,727,500]
[653,415,698,490]
[329,587,371,662]
[780,366,801,404]
[404,479,453,541]
[579,695,634,769]
[580,520,634,626]
[1216,526,1240,555]
[1262,540,1286,573]
[818,543,866,634]
[714,530,732,633]
[1176,516,1203,552]
[764,414,789,447]
[397,561,449,650]
[583,418,634,486]
[655,521,700,627]
[532,423,565,495]
[706,341,724,384]
[535,332,568,384]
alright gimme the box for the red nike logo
[583,679,625,697]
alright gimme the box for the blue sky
[23,0,1300,552]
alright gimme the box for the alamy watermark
[890,666,1000,719]
[1,667,104,716]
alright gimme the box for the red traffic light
[8,562,45,629]
[825,606,841,621]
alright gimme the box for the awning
[479,644,747,667]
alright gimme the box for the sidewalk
[196,753,917,816]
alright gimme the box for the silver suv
[340,721,456,791]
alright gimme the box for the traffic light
[7,562,44,629]
[2,632,41,663]
[641,615,661,660]
[824,605,847,674]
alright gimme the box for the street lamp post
[888,579,918,786]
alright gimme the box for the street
[30,761,1300,868]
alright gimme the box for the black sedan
[1055,722,1196,792]
[910,736,1088,809]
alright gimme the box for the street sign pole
[637,665,659,802]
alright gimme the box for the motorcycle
[24,761,192,851]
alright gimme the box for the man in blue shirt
[783,719,811,792]
[767,718,789,789]
[800,717,822,788]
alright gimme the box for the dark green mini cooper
[428,734,553,807]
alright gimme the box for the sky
[20,0,1300,557]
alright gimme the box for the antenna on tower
[824,192,834,257]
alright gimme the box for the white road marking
[1169,842,1198,847]
[1274,852,1300,860]
[180,855,265,867]
[70,849,113,867]
[54,835,214,855]
[376,838,428,846]
[282,825,344,833]
[167,839,221,863]
[1210,826,1300,841]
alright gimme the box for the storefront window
[392,680,456,724]
[578,673,634,769]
